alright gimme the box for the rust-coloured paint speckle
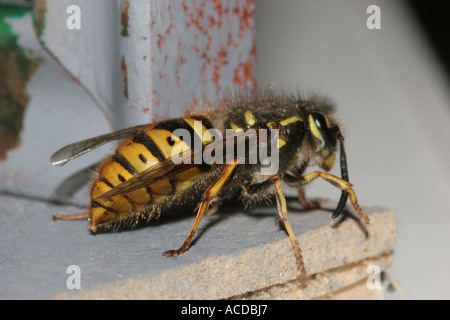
[120,56,129,99]
[233,41,256,88]
[212,44,228,94]
[233,0,254,38]
[157,25,173,50]
[150,0,256,119]
[120,0,130,37]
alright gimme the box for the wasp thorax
[307,111,338,171]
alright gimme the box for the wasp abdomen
[89,116,214,231]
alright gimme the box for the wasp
[51,92,369,276]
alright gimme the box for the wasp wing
[50,124,149,167]
[93,129,274,201]
[94,140,207,201]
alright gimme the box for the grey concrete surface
[0,194,396,299]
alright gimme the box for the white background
[256,0,450,299]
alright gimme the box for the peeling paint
[0,4,40,161]
[148,0,256,120]
[31,0,46,40]
[120,0,130,37]
[120,56,129,99]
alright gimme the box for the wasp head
[306,110,341,171]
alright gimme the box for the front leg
[281,170,369,225]
[240,176,307,277]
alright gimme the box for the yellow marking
[91,179,113,200]
[280,116,303,126]
[174,167,202,181]
[266,121,277,128]
[119,142,160,173]
[323,152,336,171]
[96,158,152,208]
[100,159,134,187]
[182,117,212,145]
[147,129,178,158]
[308,114,323,141]
[321,148,330,157]
[124,188,152,206]
[244,110,256,126]
[90,177,134,229]
[277,138,287,149]
[202,129,214,143]
[325,117,332,128]
[149,178,173,195]
[230,122,243,132]
[90,207,115,231]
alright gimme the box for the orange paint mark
[120,56,129,99]
[233,41,256,88]
[157,34,165,48]
[157,25,173,50]
[208,16,216,28]
[227,32,237,48]
[234,0,255,37]
[211,44,229,94]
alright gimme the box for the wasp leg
[283,163,321,209]
[298,188,321,209]
[297,171,369,225]
[163,161,239,257]
[53,210,89,220]
[269,176,307,277]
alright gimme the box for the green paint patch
[0,3,40,161]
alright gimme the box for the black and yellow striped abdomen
[89,116,214,231]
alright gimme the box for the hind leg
[53,210,89,220]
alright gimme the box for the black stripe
[154,118,198,149]
[91,200,122,215]
[133,132,166,163]
[145,187,153,198]
[138,153,148,164]
[99,175,114,188]
[113,152,138,176]
[155,118,197,135]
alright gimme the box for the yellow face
[308,113,338,171]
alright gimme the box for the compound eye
[309,112,336,147]
[312,112,328,131]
